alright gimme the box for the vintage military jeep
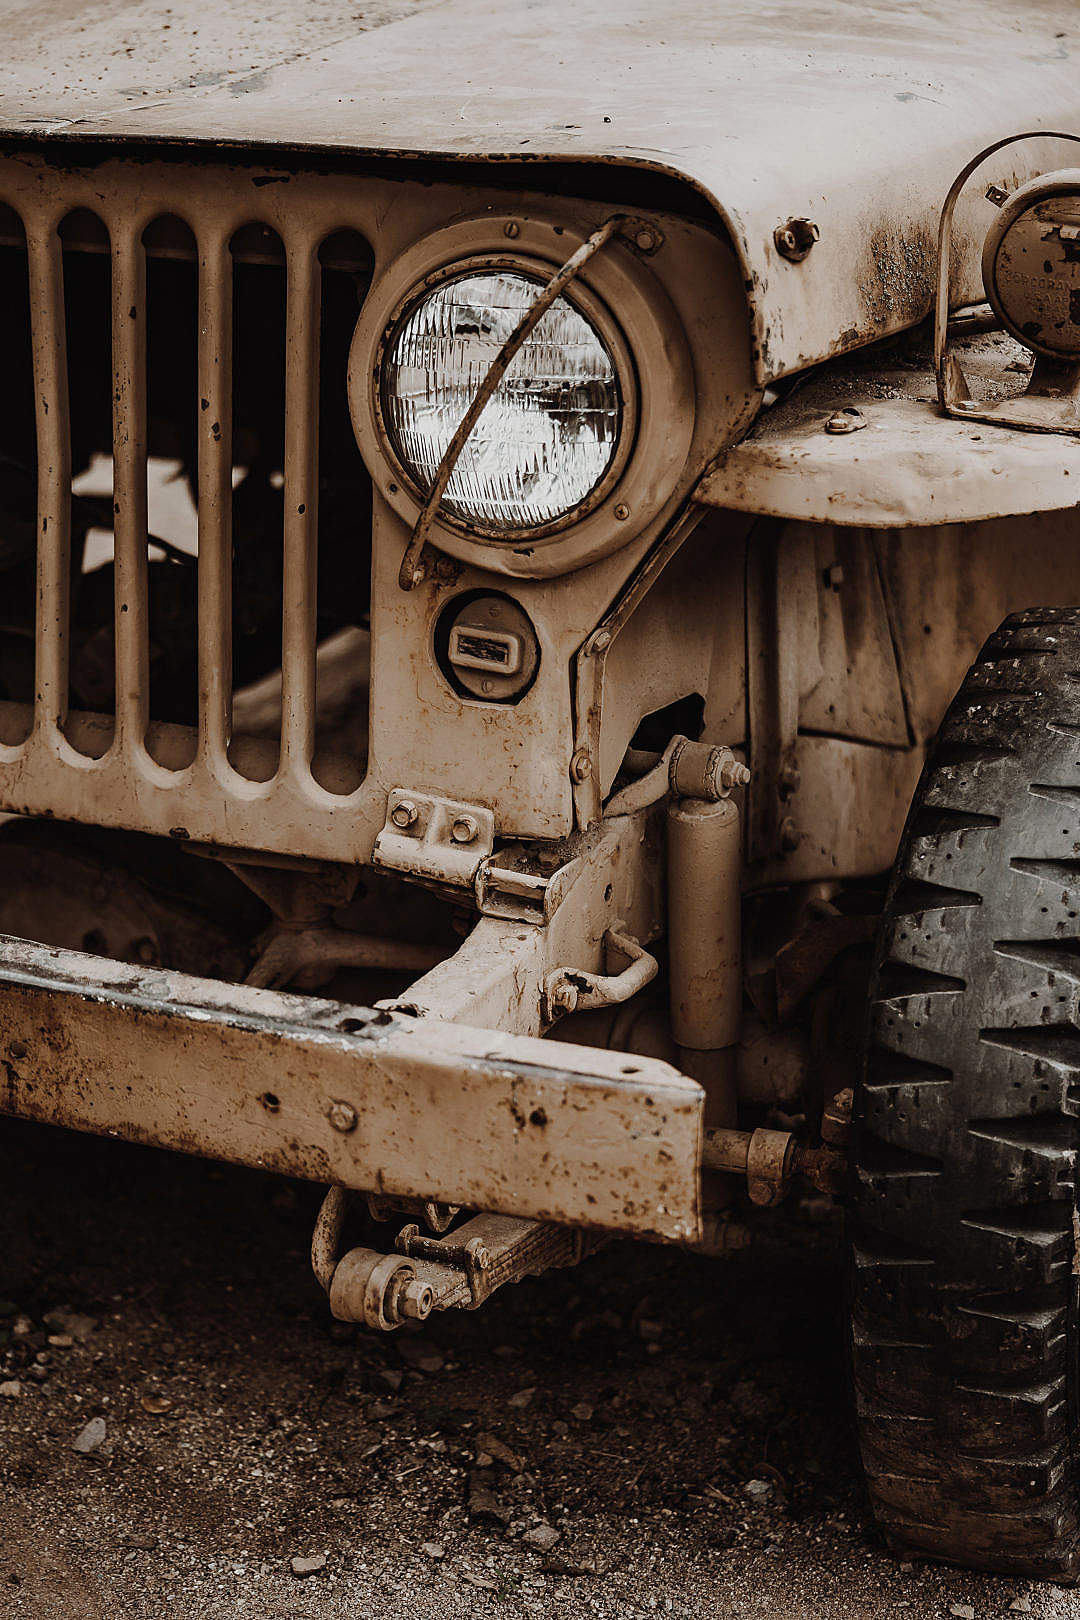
[2,0,1080,1581]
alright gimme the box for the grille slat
[196,230,234,768]
[27,219,72,735]
[280,239,321,775]
[110,222,150,748]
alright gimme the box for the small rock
[72,1416,107,1455]
[140,1394,173,1415]
[290,1554,327,1578]
[508,1387,536,1410]
[468,1471,511,1524]
[899,1562,914,1572]
[0,1380,22,1399]
[542,1557,598,1577]
[743,1479,772,1500]
[571,1402,594,1422]
[522,1523,561,1553]
[395,1339,445,1374]
[637,1319,664,1342]
[1010,1601,1032,1614]
[376,1367,404,1393]
[475,1450,494,1468]
[475,1432,524,1472]
[421,1542,445,1560]
[462,1571,498,1591]
[125,1536,159,1552]
[43,1310,97,1343]
[46,1334,74,1349]
[948,1606,975,1620]
[428,1437,447,1455]
[11,1315,33,1339]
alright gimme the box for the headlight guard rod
[397,213,627,591]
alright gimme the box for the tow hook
[701,1087,852,1206]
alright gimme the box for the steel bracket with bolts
[372,789,495,886]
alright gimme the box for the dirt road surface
[1,1117,1077,1620]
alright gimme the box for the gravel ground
[1,1117,1078,1620]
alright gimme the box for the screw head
[391,800,419,829]
[504,221,520,238]
[570,748,592,783]
[635,227,658,252]
[451,815,478,845]
[327,1100,358,1134]
[613,502,630,521]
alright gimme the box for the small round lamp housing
[983,168,1080,360]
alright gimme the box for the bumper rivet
[450,815,478,845]
[328,1101,358,1134]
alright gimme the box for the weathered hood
[1,0,1079,380]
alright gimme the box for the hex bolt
[400,1279,434,1320]
[327,1100,358,1134]
[550,980,579,1016]
[591,628,612,653]
[635,227,658,253]
[774,217,820,262]
[570,749,592,783]
[720,758,752,792]
[390,799,419,829]
[451,815,478,845]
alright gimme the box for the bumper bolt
[570,749,592,783]
[450,815,478,845]
[327,1100,358,1134]
[391,800,419,829]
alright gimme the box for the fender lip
[0,932,703,1244]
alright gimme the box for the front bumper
[0,934,703,1243]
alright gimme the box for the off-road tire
[851,608,1080,1580]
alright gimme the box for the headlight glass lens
[380,269,623,530]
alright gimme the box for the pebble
[1009,1604,1032,1615]
[395,1338,445,1374]
[948,1606,975,1620]
[0,1380,22,1398]
[290,1554,327,1578]
[508,1387,537,1410]
[140,1394,173,1415]
[12,1315,33,1339]
[475,1432,524,1472]
[376,1367,404,1393]
[421,1542,445,1560]
[43,1310,97,1343]
[743,1479,773,1500]
[468,1471,511,1524]
[72,1416,107,1455]
[522,1523,561,1553]
[46,1334,74,1349]
[571,1402,594,1422]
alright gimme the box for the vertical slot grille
[0,154,379,864]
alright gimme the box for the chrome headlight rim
[372,255,639,544]
[348,211,696,579]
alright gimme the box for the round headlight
[379,269,625,532]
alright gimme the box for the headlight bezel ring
[348,211,696,578]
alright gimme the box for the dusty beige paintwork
[0,0,1079,1252]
